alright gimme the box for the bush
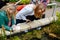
[20,0,30,4]
[3,0,18,2]
[5,0,30,4]
[9,0,18,2]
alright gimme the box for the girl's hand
[12,25,20,31]
[8,21,11,27]
[26,19,31,23]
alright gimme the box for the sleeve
[16,9,28,20]
[0,10,13,31]
[20,14,27,20]
[0,16,13,31]
[12,16,15,25]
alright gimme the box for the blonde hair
[1,3,16,20]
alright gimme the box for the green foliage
[19,30,42,40]
[9,36,20,40]
[55,0,60,2]
[20,0,30,4]
[9,0,18,2]
[43,11,60,36]
[13,36,20,40]
[2,0,30,4]
[2,0,18,2]
[0,26,7,40]
[52,12,60,35]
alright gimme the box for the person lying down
[16,3,46,24]
[0,3,16,31]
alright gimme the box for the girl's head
[34,3,45,18]
[6,3,16,14]
[1,3,16,13]
[1,3,16,19]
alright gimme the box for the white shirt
[16,4,35,20]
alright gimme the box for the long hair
[1,3,16,20]
[34,3,45,18]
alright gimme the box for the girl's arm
[0,10,13,31]
[0,16,13,31]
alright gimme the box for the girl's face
[7,7,16,14]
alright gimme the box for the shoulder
[0,9,7,17]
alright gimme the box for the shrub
[20,0,30,4]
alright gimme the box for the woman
[0,4,16,31]
[16,3,45,24]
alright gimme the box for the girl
[31,0,50,18]
[16,3,45,24]
[0,4,16,31]
[16,4,35,24]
